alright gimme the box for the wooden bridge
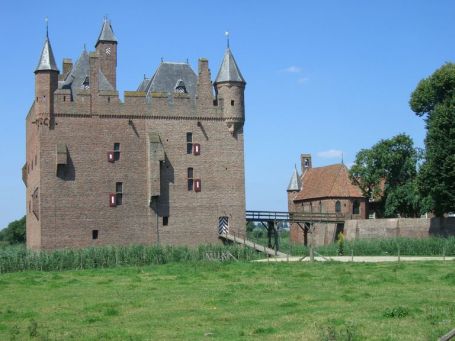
[246,210,345,224]
[219,210,346,256]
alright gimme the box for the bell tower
[95,18,117,89]
[214,43,246,134]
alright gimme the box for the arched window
[335,200,341,213]
[352,200,360,215]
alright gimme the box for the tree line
[349,63,455,218]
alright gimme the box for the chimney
[62,58,73,80]
[197,58,213,108]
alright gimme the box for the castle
[23,19,246,250]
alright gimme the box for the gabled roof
[35,35,59,73]
[96,19,117,46]
[293,164,363,201]
[214,48,245,84]
[287,166,301,191]
[59,49,114,97]
[137,62,197,98]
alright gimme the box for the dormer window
[174,79,187,94]
[82,76,90,89]
[304,159,309,167]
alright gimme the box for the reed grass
[0,244,260,274]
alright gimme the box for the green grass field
[1,261,455,340]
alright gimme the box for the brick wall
[344,217,455,241]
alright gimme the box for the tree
[410,63,455,217]
[0,216,26,244]
[349,134,422,217]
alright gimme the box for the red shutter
[108,151,115,163]
[109,193,116,207]
[194,179,201,192]
[193,143,200,155]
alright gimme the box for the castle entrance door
[218,217,229,234]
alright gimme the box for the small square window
[92,230,99,240]
[163,216,168,226]
[231,100,235,106]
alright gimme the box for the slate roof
[287,166,301,191]
[35,35,59,73]
[137,62,197,98]
[96,19,117,45]
[214,48,245,84]
[59,49,114,98]
[293,164,363,201]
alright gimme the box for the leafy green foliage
[410,63,455,216]
[0,216,25,245]
[349,134,422,217]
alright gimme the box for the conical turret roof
[287,166,301,191]
[214,48,245,84]
[96,19,117,46]
[35,34,58,73]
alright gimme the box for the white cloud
[317,149,343,159]
[281,66,302,73]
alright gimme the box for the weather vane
[45,17,49,37]
[225,31,230,48]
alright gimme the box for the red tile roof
[293,164,364,201]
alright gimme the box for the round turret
[214,48,246,134]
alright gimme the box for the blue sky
[1,0,454,228]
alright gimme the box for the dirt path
[256,256,455,263]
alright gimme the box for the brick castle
[24,19,246,250]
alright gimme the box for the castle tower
[95,18,117,89]
[214,47,246,134]
[34,29,59,124]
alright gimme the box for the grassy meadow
[1,261,455,340]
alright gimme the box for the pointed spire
[35,20,59,73]
[287,165,301,191]
[225,31,230,48]
[214,47,245,84]
[96,17,117,46]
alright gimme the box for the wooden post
[439,328,455,341]
[351,249,354,262]
[310,245,314,262]
[274,221,279,256]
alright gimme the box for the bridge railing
[246,210,345,223]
